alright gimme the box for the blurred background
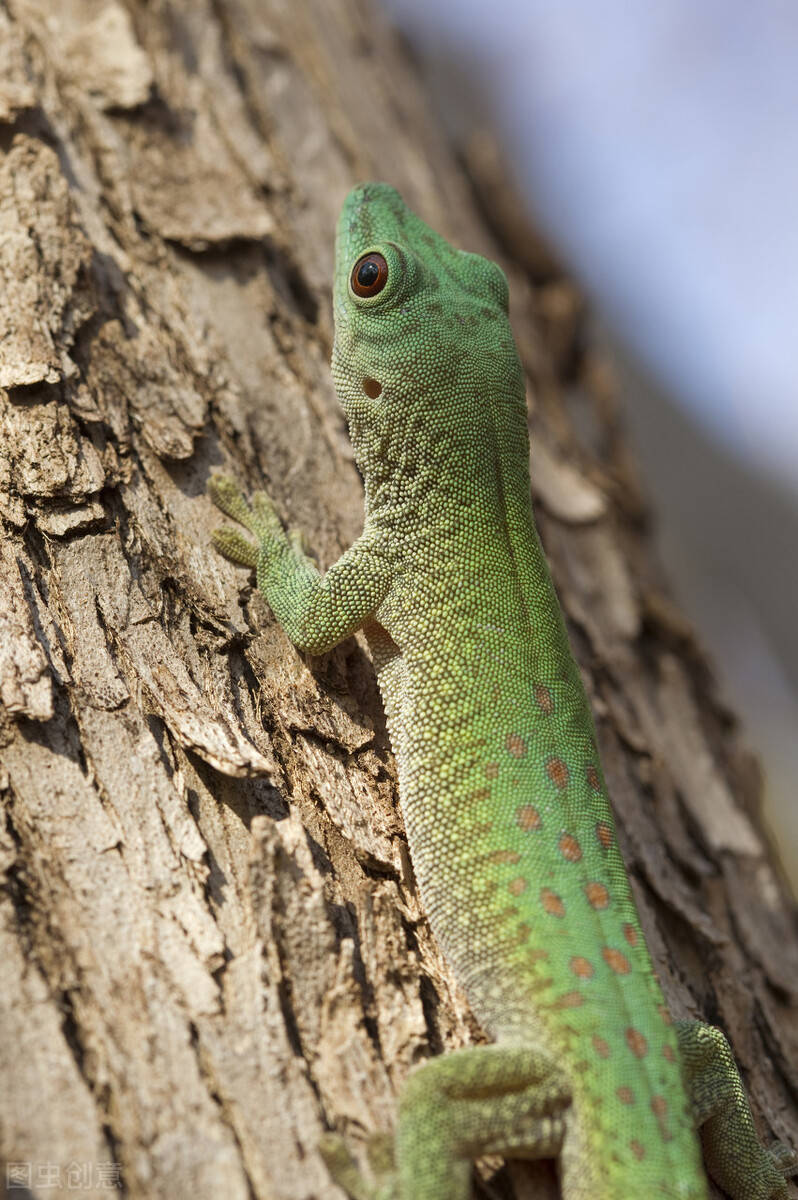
[379,0,798,887]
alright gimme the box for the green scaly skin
[210,183,796,1200]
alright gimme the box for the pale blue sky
[383,0,798,495]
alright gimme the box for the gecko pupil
[351,252,388,297]
[358,261,379,286]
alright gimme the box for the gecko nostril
[363,377,382,398]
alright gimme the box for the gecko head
[331,183,525,484]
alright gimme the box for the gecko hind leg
[398,1044,568,1200]
[324,1044,568,1200]
[675,1020,797,1200]
[319,1131,396,1200]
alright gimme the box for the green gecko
[209,183,796,1200]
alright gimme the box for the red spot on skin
[585,882,610,909]
[587,764,602,791]
[545,757,570,788]
[651,1096,672,1141]
[541,888,566,917]
[487,849,521,865]
[559,834,582,862]
[663,1045,676,1063]
[617,1086,635,1105]
[626,1029,649,1058]
[623,923,638,947]
[570,956,594,979]
[603,948,631,975]
[485,762,499,780]
[534,684,554,714]
[630,1140,646,1161]
[508,876,528,897]
[592,1036,611,1058]
[516,804,542,831]
[506,734,527,758]
[596,821,613,850]
[551,990,584,1010]
[659,1005,673,1026]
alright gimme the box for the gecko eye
[351,253,388,297]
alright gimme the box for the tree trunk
[0,2,795,1199]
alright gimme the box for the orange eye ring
[351,252,389,297]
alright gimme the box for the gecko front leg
[209,474,391,653]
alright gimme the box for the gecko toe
[211,527,259,568]
[208,474,258,531]
[251,490,284,537]
[319,1132,389,1200]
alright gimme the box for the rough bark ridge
[0,2,795,1199]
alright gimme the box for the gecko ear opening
[363,378,382,398]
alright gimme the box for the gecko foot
[318,1131,396,1200]
[769,1140,798,1177]
[208,475,287,567]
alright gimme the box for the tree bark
[0,2,795,1199]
